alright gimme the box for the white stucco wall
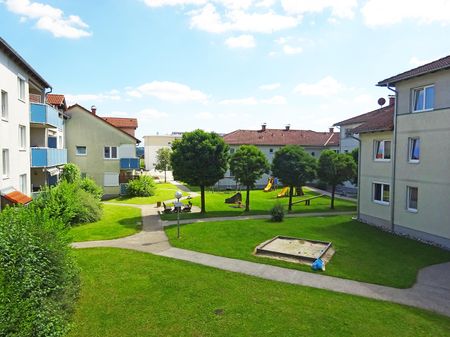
[143,135,181,170]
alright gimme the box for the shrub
[79,177,103,200]
[60,163,81,183]
[126,176,156,197]
[0,205,80,337]
[73,189,103,224]
[270,202,285,222]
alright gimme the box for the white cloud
[65,92,121,105]
[259,83,280,90]
[255,0,276,7]
[138,108,169,119]
[189,3,299,33]
[294,76,345,96]
[225,34,256,48]
[362,0,450,27]
[219,96,258,105]
[195,111,214,119]
[5,0,91,38]
[409,56,434,67]
[262,95,287,104]
[127,81,208,103]
[143,0,207,7]
[283,45,302,55]
[281,0,357,19]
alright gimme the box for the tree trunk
[297,186,304,196]
[164,170,167,183]
[331,184,336,209]
[288,185,294,212]
[200,185,206,213]
[245,186,250,212]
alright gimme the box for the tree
[350,147,359,185]
[155,148,172,182]
[271,145,317,211]
[230,145,269,212]
[60,163,81,183]
[171,129,229,213]
[318,150,357,209]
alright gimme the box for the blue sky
[1,0,450,140]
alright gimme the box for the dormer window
[413,85,434,112]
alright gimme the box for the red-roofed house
[102,117,138,137]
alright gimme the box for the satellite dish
[377,97,386,107]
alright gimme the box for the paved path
[73,190,450,317]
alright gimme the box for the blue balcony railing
[30,103,63,129]
[31,148,67,168]
[120,158,140,170]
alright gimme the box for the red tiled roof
[3,191,32,205]
[342,105,394,134]
[223,129,339,147]
[46,94,65,106]
[378,55,450,86]
[102,117,138,129]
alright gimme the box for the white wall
[144,135,181,170]
[0,49,31,198]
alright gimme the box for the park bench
[162,202,172,214]
[292,194,326,206]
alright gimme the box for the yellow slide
[263,180,272,192]
[277,186,289,198]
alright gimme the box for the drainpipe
[387,84,398,232]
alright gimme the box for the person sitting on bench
[182,201,192,212]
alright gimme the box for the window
[311,151,315,157]
[1,90,8,120]
[230,148,235,154]
[76,146,87,156]
[19,174,27,193]
[373,182,390,205]
[104,146,118,159]
[2,149,9,179]
[374,140,391,160]
[269,148,274,153]
[17,76,26,101]
[19,125,26,150]
[103,172,119,187]
[413,85,434,112]
[408,138,420,162]
[407,186,418,212]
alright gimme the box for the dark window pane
[414,89,424,111]
[383,184,390,203]
[411,139,420,160]
[112,147,117,158]
[374,184,382,201]
[104,146,110,158]
[409,187,418,210]
[384,141,391,159]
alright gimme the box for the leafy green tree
[230,145,269,211]
[318,150,357,209]
[350,147,359,185]
[171,129,229,213]
[60,163,81,183]
[272,145,317,211]
[155,148,172,183]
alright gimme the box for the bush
[0,205,80,337]
[126,176,156,197]
[60,163,81,183]
[79,177,103,200]
[73,189,103,224]
[270,202,285,222]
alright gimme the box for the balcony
[120,158,140,170]
[30,103,63,129]
[31,148,67,168]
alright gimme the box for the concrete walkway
[73,191,450,317]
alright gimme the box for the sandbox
[255,236,335,266]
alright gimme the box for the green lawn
[70,204,141,242]
[69,248,450,337]
[108,183,185,205]
[161,187,355,220]
[165,215,450,288]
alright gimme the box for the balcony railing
[31,148,67,168]
[30,103,63,129]
[120,158,140,170]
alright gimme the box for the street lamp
[174,190,183,239]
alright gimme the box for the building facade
[143,133,182,171]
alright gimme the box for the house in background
[0,37,51,208]
[219,124,339,189]
[29,93,68,196]
[65,104,140,196]
[102,116,138,137]
[143,132,183,171]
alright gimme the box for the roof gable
[102,117,138,129]
[339,105,394,134]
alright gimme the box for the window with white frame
[104,146,118,159]
[373,182,390,205]
[408,138,420,162]
[2,149,9,179]
[407,186,418,212]
[374,140,391,160]
[17,76,26,101]
[19,125,26,150]
[103,172,119,187]
[76,146,87,156]
[1,90,8,120]
[413,85,434,112]
[19,174,27,193]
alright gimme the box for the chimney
[261,123,267,131]
[285,124,290,131]
[389,95,395,106]
[91,105,97,114]
[329,127,334,133]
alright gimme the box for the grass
[108,182,185,205]
[69,248,450,337]
[70,204,141,242]
[165,215,450,288]
[161,187,355,220]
